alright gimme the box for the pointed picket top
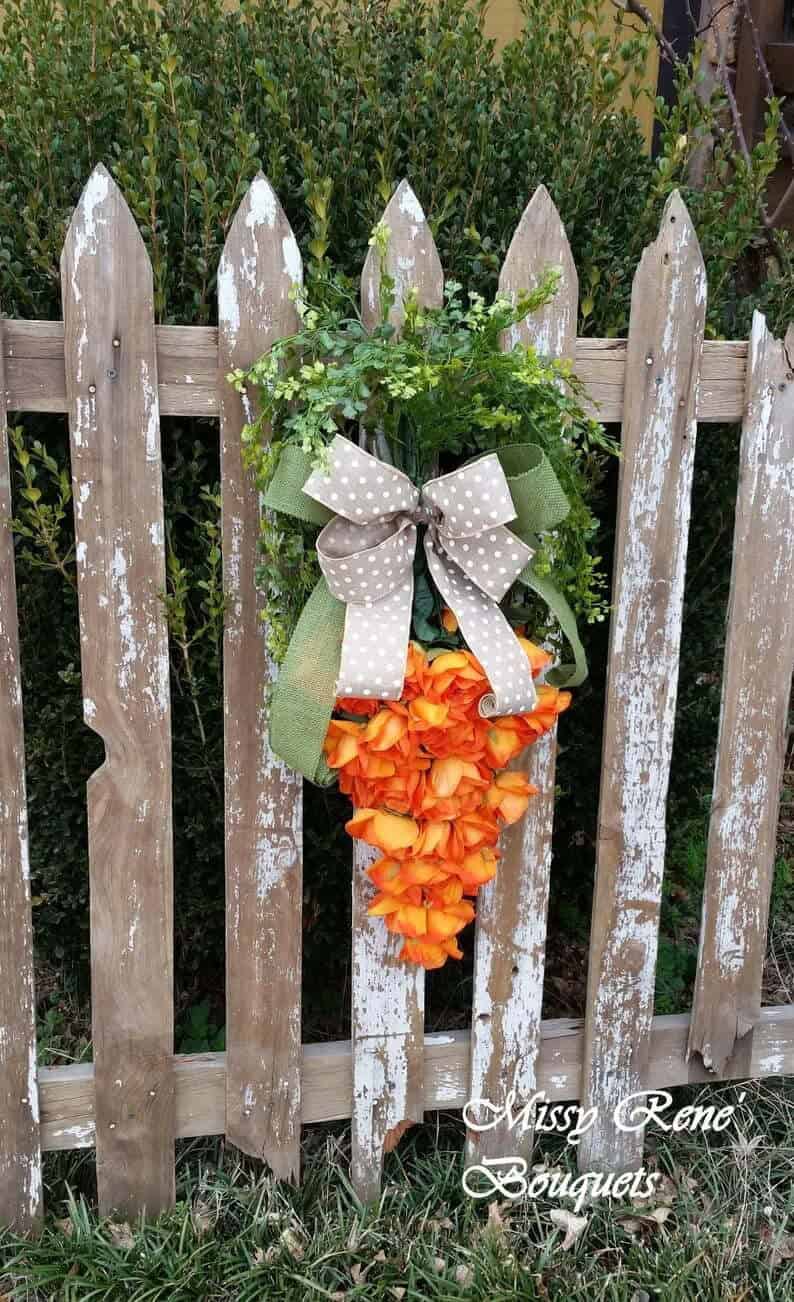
[219,173,303,354]
[62,164,149,292]
[361,179,444,333]
[499,184,578,358]
[635,189,706,311]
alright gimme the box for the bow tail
[425,541,537,717]
[335,575,415,704]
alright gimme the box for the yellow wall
[480,0,663,145]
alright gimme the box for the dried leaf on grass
[192,1200,216,1236]
[760,1225,794,1268]
[107,1221,135,1250]
[279,1226,305,1260]
[617,1206,672,1235]
[549,1207,588,1250]
[630,1173,677,1208]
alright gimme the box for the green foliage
[238,272,616,661]
[176,999,226,1054]
[0,0,791,1010]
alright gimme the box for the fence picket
[467,186,578,1165]
[218,175,304,1182]
[688,314,794,1075]
[578,192,706,1174]
[0,312,42,1233]
[61,166,175,1216]
[351,181,443,1201]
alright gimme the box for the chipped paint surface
[245,174,278,231]
[219,176,304,1182]
[0,329,43,1229]
[352,842,424,1199]
[580,194,706,1175]
[688,313,794,1074]
[60,166,175,1217]
[468,188,577,1169]
[351,182,443,1200]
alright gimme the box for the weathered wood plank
[735,1,786,146]
[688,314,794,1076]
[578,192,707,1175]
[36,1004,794,1151]
[3,320,748,424]
[0,312,42,1232]
[351,180,443,1202]
[61,165,175,1217]
[467,186,577,1166]
[218,174,304,1183]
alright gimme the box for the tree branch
[613,0,683,65]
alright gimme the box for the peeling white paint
[246,175,278,231]
[70,167,110,303]
[140,358,160,461]
[217,255,240,337]
[282,232,302,286]
[398,184,424,224]
[580,201,707,1171]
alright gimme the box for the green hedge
[1,0,791,1023]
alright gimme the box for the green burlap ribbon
[266,441,588,783]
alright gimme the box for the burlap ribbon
[264,438,587,783]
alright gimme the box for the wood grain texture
[688,314,794,1076]
[467,187,577,1165]
[579,192,707,1175]
[218,174,304,1182]
[350,181,443,1202]
[61,165,175,1217]
[35,1004,794,1152]
[735,0,785,146]
[0,312,42,1232]
[3,320,748,424]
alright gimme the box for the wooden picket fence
[1,165,793,1232]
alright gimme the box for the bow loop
[303,436,419,525]
[422,454,517,538]
[302,435,539,714]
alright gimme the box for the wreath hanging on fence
[230,227,616,970]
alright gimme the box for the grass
[2,1078,794,1300]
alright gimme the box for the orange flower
[323,720,362,768]
[328,633,573,969]
[346,809,419,854]
[441,607,459,633]
[485,771,539,824]
[517,637,554,679]
[484,718,525,767]
[399,938,461,969]
[519,685,571,739]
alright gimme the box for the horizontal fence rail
[1,166,792,1227]
[3,323,750,424]
[36,1007,794,1153]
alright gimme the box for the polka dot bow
[302,436,538,716]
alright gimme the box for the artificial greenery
[235,265,616,665]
